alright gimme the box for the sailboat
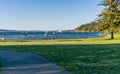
[58,30,62,33]
[44,31,48,36]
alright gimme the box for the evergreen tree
[98,0,120,39]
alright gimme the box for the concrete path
[0,50,70,74]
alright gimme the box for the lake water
[0,31,104,40]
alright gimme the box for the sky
[0,0,104,31]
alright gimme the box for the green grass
[0,38,120,74]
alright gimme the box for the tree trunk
[111,32,114,39]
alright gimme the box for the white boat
[44,31,48,36]
[58,30,62,33]
[52,32,55,34]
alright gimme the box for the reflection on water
[0,31,104,40]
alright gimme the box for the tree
[98,0,120,39]
[74,21,99,32]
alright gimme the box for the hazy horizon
[0,0,104,30]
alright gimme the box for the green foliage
[74,22,99,32]
[75,0,120,39]
[98,0,120,32]
[97,0,120,39]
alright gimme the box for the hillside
[74,22,99,32]
[0,29,17,32]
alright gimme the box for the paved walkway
[0,50,70,74]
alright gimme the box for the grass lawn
[0,38,120,74]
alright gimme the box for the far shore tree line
[75,0,120,39]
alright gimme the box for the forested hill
[0,29,12,32]
[0,29,17,32]
[74,22,99,32]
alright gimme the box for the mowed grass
[0,38,120,74]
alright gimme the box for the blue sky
[0,0,103,31]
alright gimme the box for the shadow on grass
[0,44,120,74]
[53,39,82,42]
[0,40,31,42]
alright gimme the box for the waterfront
[0,31,104,40]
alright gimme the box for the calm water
[0,31,104,40]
